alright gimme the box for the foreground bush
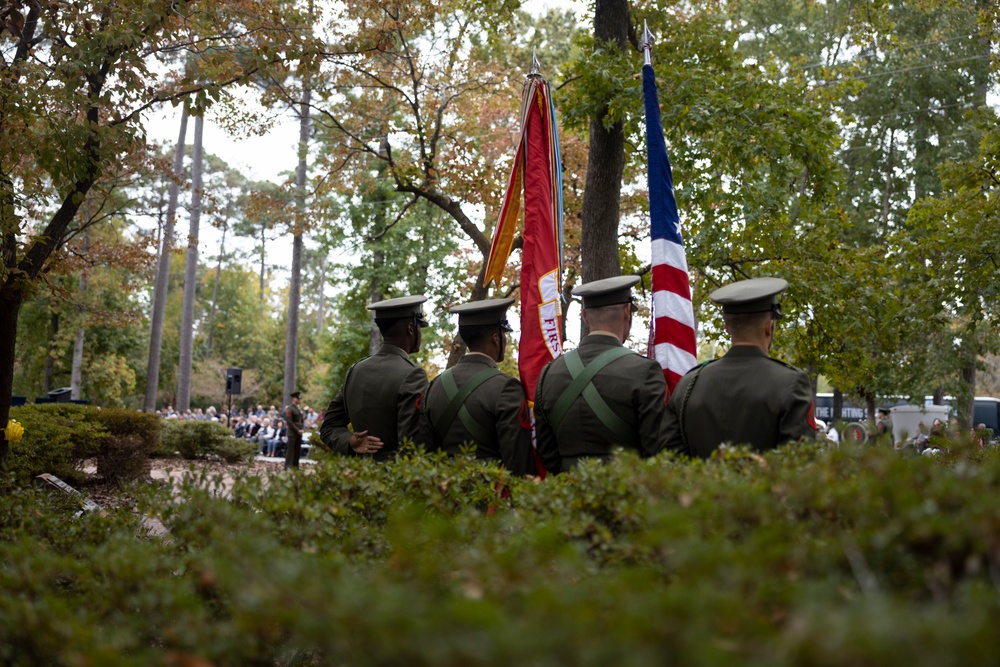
[3,441,1000,665]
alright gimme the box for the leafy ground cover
[2,440,999,666]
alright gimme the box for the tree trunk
[933,387,944,406]
[879,130,894,231]
[581,123,626,276]
[144,108,188,411]
[284,85,310,403]
[205,224,226,355]
[71,327,84,400]
[176,114,205,412]
[959,333,978,428]
[833,388,844,422]
[0,292,22,466]
[71,228,90,400]
[44,308,59,394]
[259,222,266,309]
[369,250,384,356]
[578,0,629,337]
[316,253,327,331]
[445,263,489,368]
[960,361,976,429]
[0,171,19,465]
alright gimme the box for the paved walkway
[79,456,318,537]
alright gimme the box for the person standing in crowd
[825,420,841,445]
[265,419,286,458]
[664,277,816,457]
[284,391,305,469]
[420,298,536,476]
[243,415,262,442]
[875,407,894,442]
[321,295,430,460]
[304,406,318,429]
[233,415,248,438]
[534,276,669,473]
[256,417,275,456]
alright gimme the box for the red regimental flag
[484,75,564,478]
[485,78,564,401]
[518,84,563,401]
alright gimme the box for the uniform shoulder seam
[684,359,714,375]
[767,357,805,373]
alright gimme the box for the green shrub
[212,436,257,463]
[92,409,161,484]
[160,419,247,460]
[96,434,149,485]
[96,408,161,452]
[7,404,109,485]
[6,436,1000,664]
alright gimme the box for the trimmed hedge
[3,440,1000,665]
[160,419,256,462]
[96,408,161,484]
[7,405,161,486]
[7,404,108,484]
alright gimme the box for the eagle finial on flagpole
[528,49,542,79]
[640,20,654,66]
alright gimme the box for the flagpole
[528,49,542,79]
[640,20,653,66]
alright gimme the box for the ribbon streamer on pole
[484,54,565,404]
[484,55,565,477]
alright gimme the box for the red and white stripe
[651,236,697,394]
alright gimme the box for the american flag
[643,62,697,395]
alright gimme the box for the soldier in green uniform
[534,276,669,473]
[664,277,816,458]
[419,298,536,475]
[284,391,305,469]
[320,295,429,460]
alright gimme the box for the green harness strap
[549,346,635,442]
[433,366,503,444]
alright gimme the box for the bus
[815,393,999,434]
[922,396,1000,436]
[813,393,907,424]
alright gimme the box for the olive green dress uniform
[663,277,816,458]
[533,277,669,474]
[419,298,535,476]
[421,354,535,475]
[320,295,429,460]
[663,346,816,458]
[284,393,305,468]
[321,344,428,460]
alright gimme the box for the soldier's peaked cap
[710,277,787,317]
[573,275,641,309]
[289,391,301,399]
[368,294,428,324]
[449,297,515,327]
